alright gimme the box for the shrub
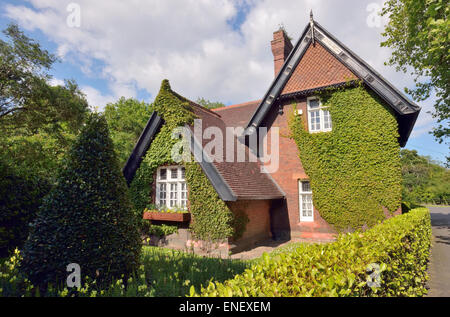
[20,114,141,289]
[0,249,154,297]
[142,221,178,237]
[193,208,431,297]
[0,249,34,296]
[0,161,50,258]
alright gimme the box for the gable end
[245,19,421,147]
[123,112,163,185]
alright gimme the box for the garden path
[426,206,450,297]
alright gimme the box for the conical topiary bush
[21,113,141,288]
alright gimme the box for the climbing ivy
[129,80,234,241]
[185,161,234,241]
[129,124,178,214]
[288,84,402,231]
[229,201,250,241]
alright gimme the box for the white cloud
[80,85,116,111]
[48,77,65,87]
[47,77,120,111]
[3,0,437,134]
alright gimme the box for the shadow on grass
[141,246,250,297]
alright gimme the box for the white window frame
[299,180,314,222]
[155,165,187,210]
[307,96,332,133]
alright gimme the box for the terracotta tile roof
[187,100,284,200]
[212,100,261,127]
[281,42,357,95]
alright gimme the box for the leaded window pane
[156,166,188,210]
[323,110,331,129]
[159,183,166,206]
[169,183,178,207]
[160,168,167,180]
[302,181,311,192]
[308,98,332,133]
[310,110,321,131]
[309,99,320,109]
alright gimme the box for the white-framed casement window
[155,165,187,210]
[307,96,332,133]
[299,180,314,222]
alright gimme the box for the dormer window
[307,97,332,133]
[156,166,187,210]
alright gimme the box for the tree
[400,149,450,204]
[104,97,153,167]
[0,24,90,180]
[0,24,91,259]
[0,23,55,117]
[380,0,449,144]
[21,114,141,288]
[0,160,50,258]
[0,81,90,181]
[195,97,225,110]
[0,24,89,131]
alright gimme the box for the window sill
[308,129,332,134]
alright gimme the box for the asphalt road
[426,206,450,297]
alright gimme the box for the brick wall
[262,98,336,241]
[228,200,272,252]
[271,29,293,77]
[260,39,361,241]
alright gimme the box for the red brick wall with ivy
[262,98,336,240]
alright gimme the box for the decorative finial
[309,10,315,46]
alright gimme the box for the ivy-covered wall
[185,161,234,241]
[288,84,402,231]
[129,80,234,241]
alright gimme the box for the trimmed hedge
[20,114,141,288]
[193,208,431,297]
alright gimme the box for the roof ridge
[171,90,222,119]
[213,99,261,112]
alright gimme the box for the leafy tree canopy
[400,149,449,204]
[0,24,89,133]
[195,97,225,110]
[0,24,89,180]
[104,97,154,167]
[380,0,449,147]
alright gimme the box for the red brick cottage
[123,17,420,253]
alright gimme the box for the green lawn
[141,242,311,296]
[141,246,250,297]
[1,244,306,297]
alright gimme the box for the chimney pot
[271,29,293,77]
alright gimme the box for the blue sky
[1,0,448,164]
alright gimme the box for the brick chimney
[271,29,293,77]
